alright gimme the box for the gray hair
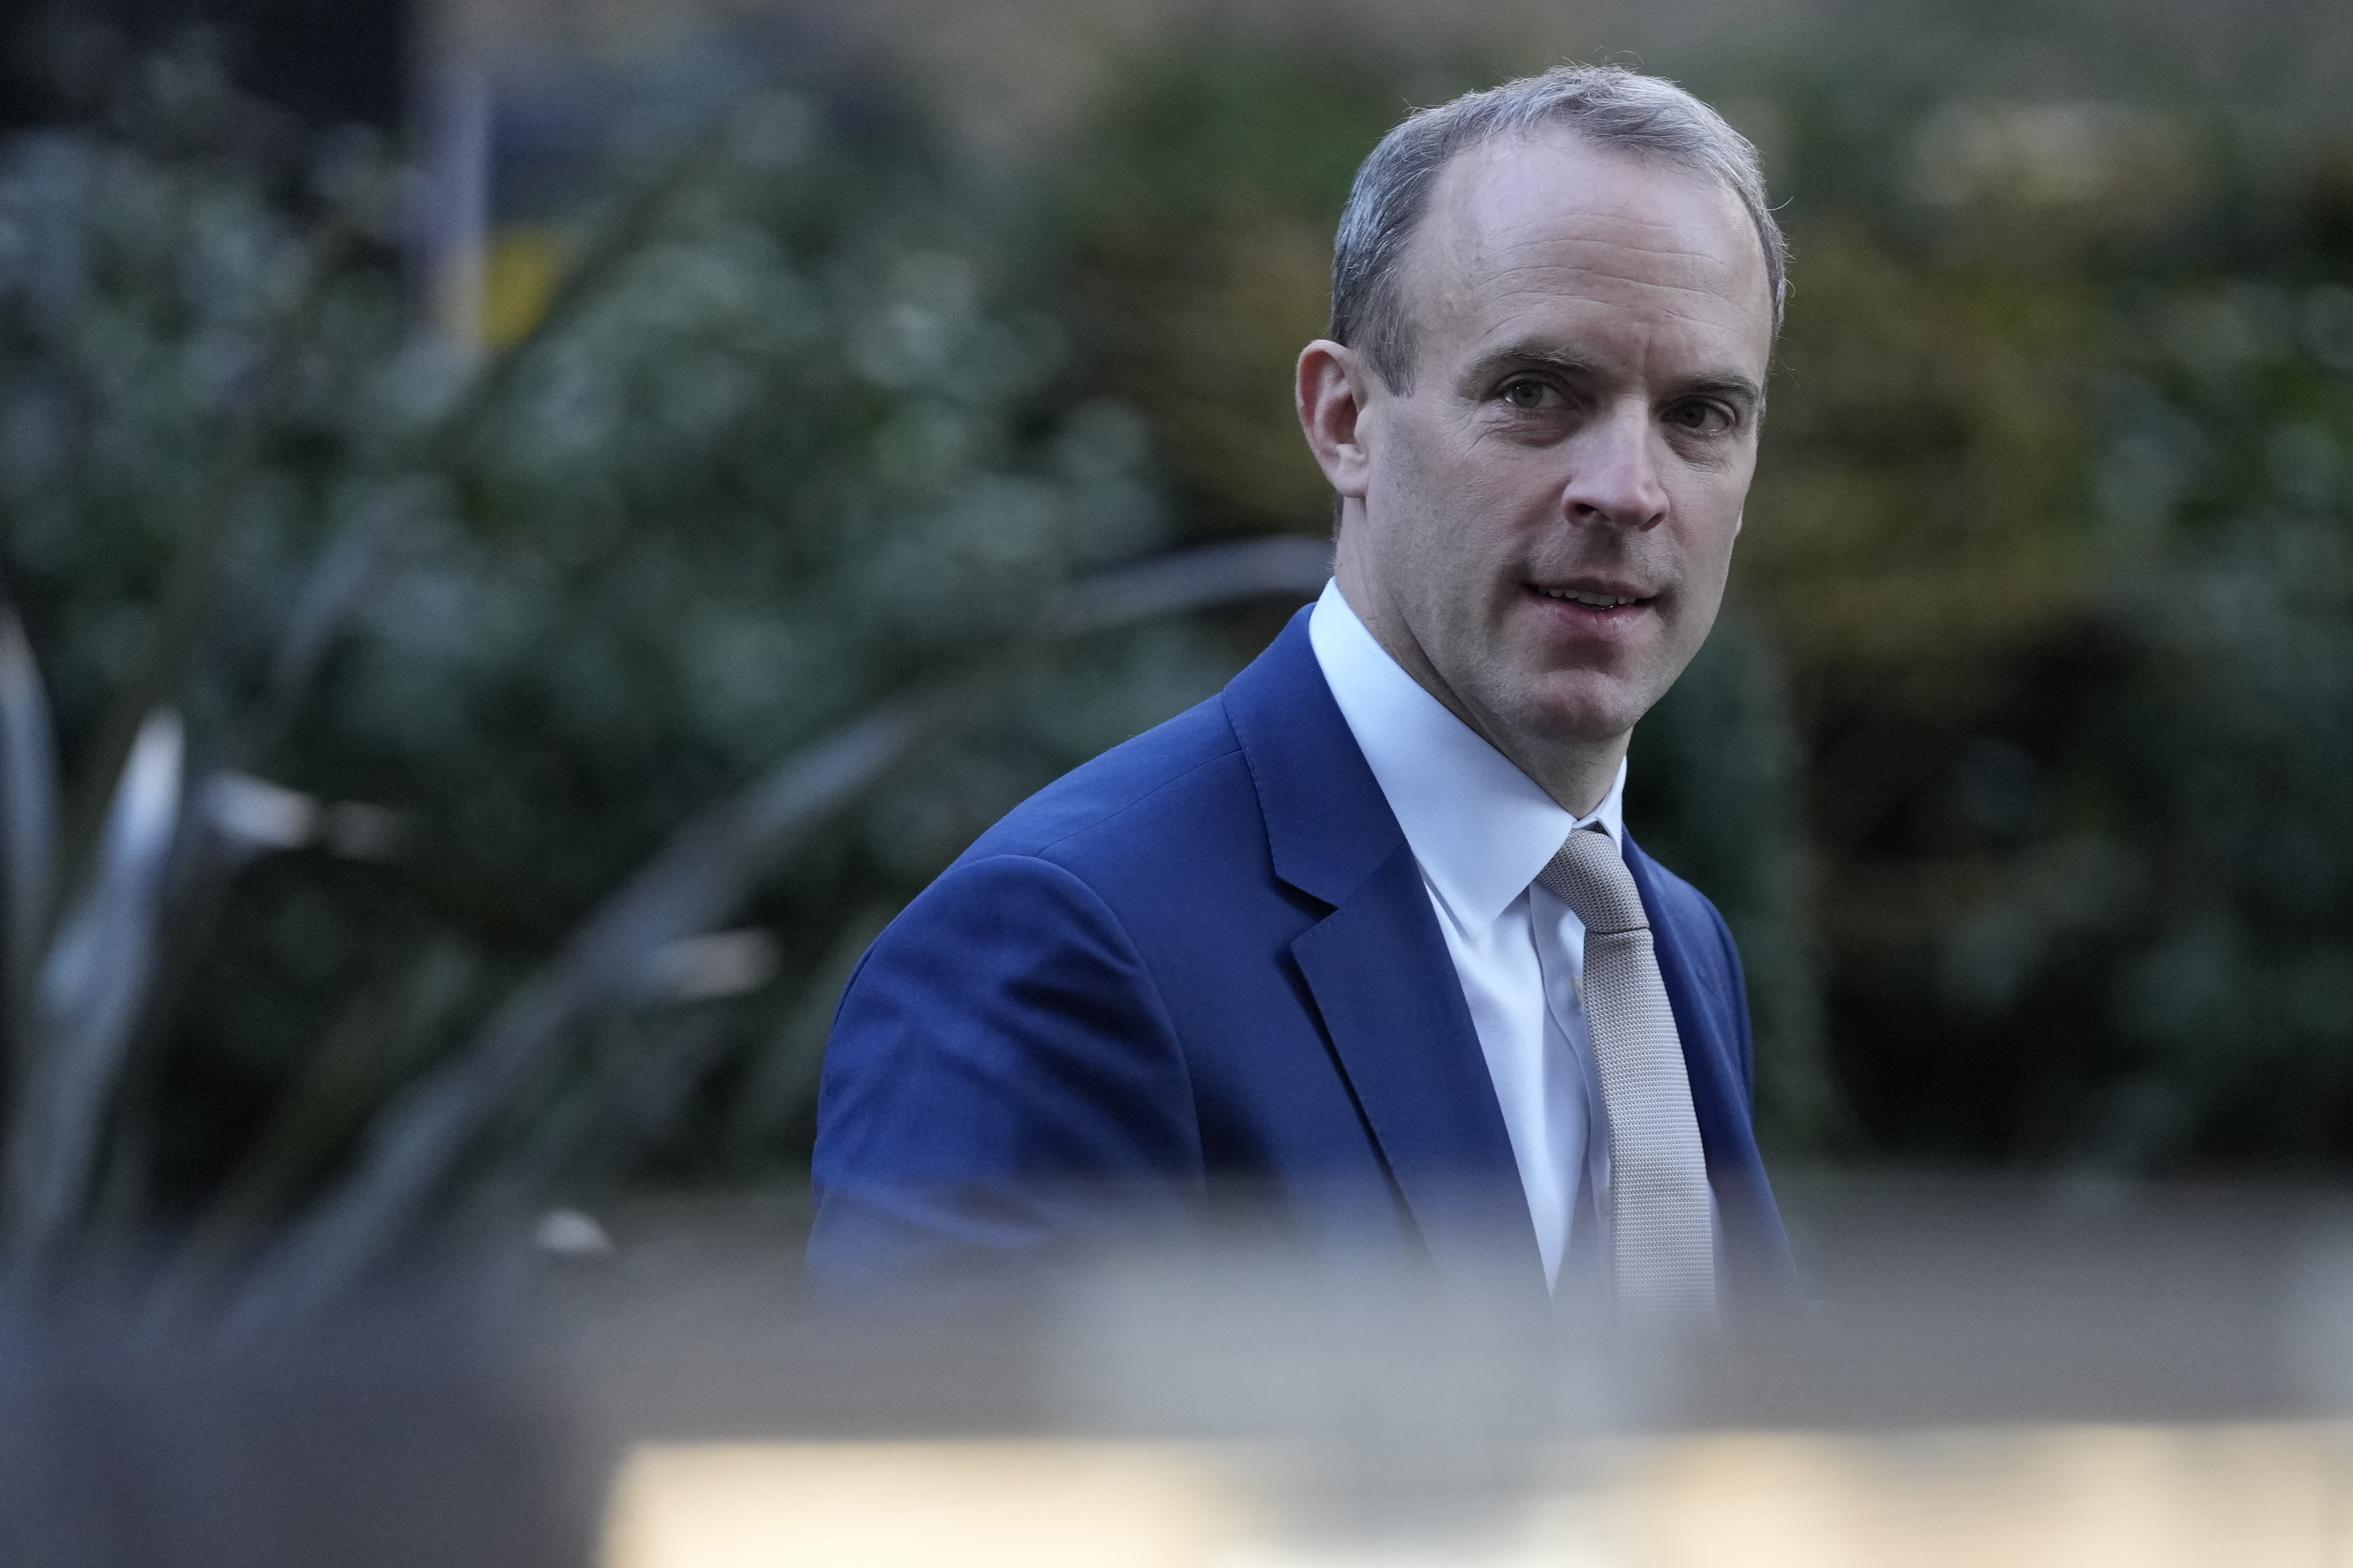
[1330,64,1787,390]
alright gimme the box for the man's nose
[1559,403,1668,529]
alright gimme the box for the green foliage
[0,46,1316,1298]
[1713,59,2353,1172]
[1047,42,1416,538]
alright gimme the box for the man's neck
[1333,576,1629,818]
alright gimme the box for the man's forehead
[1401,128,1772,331]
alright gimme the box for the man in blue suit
[811,65,1795,1314]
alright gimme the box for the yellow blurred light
[482,229,565,350]
[602,1425,2353,1568]
[1629,1424,2353,1568]
[602,1441,1242,1568]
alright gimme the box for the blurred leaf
[234,700,929,1321]
[4,709,180,1254]
[0,603,61,1019]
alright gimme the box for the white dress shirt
[1308,580,1621,1289]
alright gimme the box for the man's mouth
[1532,584,1651,611]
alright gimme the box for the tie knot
[1535,828,1648,934]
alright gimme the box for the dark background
[1,0,409,129]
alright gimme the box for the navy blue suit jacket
[809,609,1792,1302]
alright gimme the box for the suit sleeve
[806,852,1205,1291]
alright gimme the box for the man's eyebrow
[1460,343,1600,384]
[1681,371,1767,411]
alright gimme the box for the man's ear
[1296,339,1375,500]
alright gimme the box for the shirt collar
[1307,579,1625,936]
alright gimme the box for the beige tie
[1536,827,1716,1319]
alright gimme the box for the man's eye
[1501,379,1551,409]
[1667,401,1734,433]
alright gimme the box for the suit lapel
[1289,848,1540,1283]
[1224,612,1540,1287]
[1622,834,1757,1172]
[1624,832,1796,1296]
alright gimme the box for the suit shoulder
[958,692,1251,865]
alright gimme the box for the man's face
[1318,129,1773,801]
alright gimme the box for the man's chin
[1505,683,1650,753]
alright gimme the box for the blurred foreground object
[558,1180,2353,1568]
[7,1179,2353,1564]
[0,1281,599,1567]
[602,1426,2352,1568]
